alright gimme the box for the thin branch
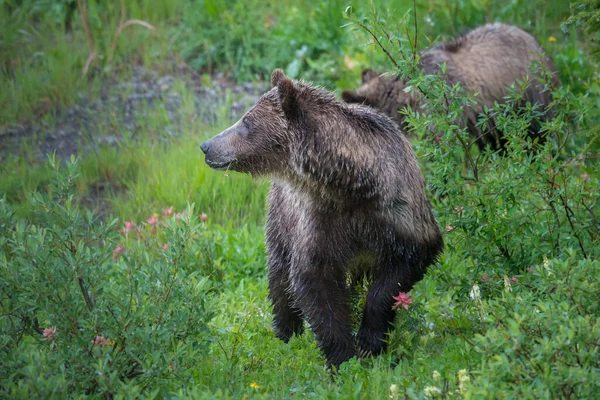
[356,21,400,69]
[78,277,94,312]
[559,193,588,259]
[581,201,600,238]
[412,0,418,62]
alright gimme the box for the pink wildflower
[113,246,125,260]
[43,326,57,340]
[581,173,590,181]
[481,275,490,282]
[445,225,455,232]
[163,206,174,217]
[527,266,535,273]
[392,292,413,310]
[162,243,169,251]
[510,276,519,283]
[92,335,111,346]
[123,221,135,233]
[175,213,182,222]
[200,213,208,222]
[146,214,159,226]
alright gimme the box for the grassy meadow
[1,0,599,398]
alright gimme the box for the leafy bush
[0,156,216,397]
[563,0,600,61]
[468,255,600,398]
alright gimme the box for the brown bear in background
[200,69,443,369]
[342,23,561,151]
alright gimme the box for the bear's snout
[201,131,237,171]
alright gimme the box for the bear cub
[201,69,443,368]
[343,23,560,152]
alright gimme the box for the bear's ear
[271,68,299,118]
[361,69,379,84]
[276,75,298,118]
[271,68,286,88]
[341,91,367,104]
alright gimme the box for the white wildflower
[503,275,512,292]
[389,384,398,399]
[469,284,481,301]
[457,369,470,394]
[424,386,442,397]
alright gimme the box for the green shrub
[0,156,216,397]
[468,255,600,398]
[563,0,600,62]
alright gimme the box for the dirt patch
[0,64,267,163]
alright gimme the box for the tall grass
[109,125,269,228]
[0,0,182,126]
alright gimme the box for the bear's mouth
[206,160,234,171]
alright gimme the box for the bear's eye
[239,118,251,138]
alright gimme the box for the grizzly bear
[200,69,443,368]
[342,23,561,151]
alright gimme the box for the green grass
[108,128,269,228]
[1,0,599,398]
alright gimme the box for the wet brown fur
[342,23,561,151]
[201,69,443,368]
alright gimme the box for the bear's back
[422,23,551,107]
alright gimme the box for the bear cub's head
[340,69,381,106]
[342,69,413,127]
[201,69,313,176]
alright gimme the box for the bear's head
[201,69,340,177]
[340,69,381,106]
[200,69,302,176]
[342,69,414,127]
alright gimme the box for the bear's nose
[200,141,210,154]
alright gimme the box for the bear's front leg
[266,184,305,342]
[357,267,407,358]
[268,249,304,342]
[290,251,355,369]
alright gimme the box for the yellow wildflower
[344,55,357,70]
[250,382,260,389]
[548,36,557,43]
